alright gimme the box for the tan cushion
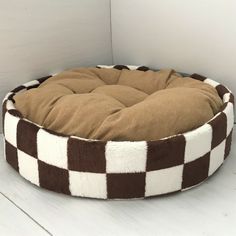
[14,67,223,141]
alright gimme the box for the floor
[0,129,236,236]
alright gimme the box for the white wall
[111,0,236,94]
[0,0,112,103]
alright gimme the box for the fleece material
[14,67,223,141]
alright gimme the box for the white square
[184,124,212,163]
[105,141,147,173]
[97,65,115,69]
[4,112,20,147]
[69,171,107,199]
[208,140,226,175]
[37,129,68,169]
[223,103,234,136]
[127,65,139,70]
[6,100,15,110]
[18,150,39,185]
[223,93,231,103]
[23,80,40,87]
[204,78,220,88]
[145,165,183,197]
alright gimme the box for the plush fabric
[13,67,222,141]
[2,65,234,199]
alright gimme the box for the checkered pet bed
[2,65,234,199]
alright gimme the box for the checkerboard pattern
[2,66,234,199]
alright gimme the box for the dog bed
[2,65,234,199]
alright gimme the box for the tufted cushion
[13,67,223,141]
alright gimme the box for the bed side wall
[0,0,112,132]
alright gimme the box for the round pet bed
[2,65,234,199]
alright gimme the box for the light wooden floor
[0,129,236,236]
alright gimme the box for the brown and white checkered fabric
[2,66,234,199]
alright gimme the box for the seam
[0,191,53,235]
[109,0,114,64]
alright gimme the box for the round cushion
[2,65,234,199]
[13,66,223,141]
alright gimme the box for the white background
[112,0,236,94]
[0,0,112,118]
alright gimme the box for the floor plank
[0,193,49,236]
[0,129,235,236]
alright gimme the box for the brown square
[114,65,129,70]
[68,138,106,173]
[216,85,229,99]
[229,94,234,104]
[208,113,227,149]
[225,130,233,159]
[5,141,18,172]
[12,85,26,93]
[37,75,52,83]
[137,66,149,71]
[38,160,70,195]
[8,109,23,118]
[17,120,39,158]
[190,73,207,81]
[182,153,210,189]
[107,173,146,199]
[8,93,15,102]
[26,84,40,90]
[146,135,185,171]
